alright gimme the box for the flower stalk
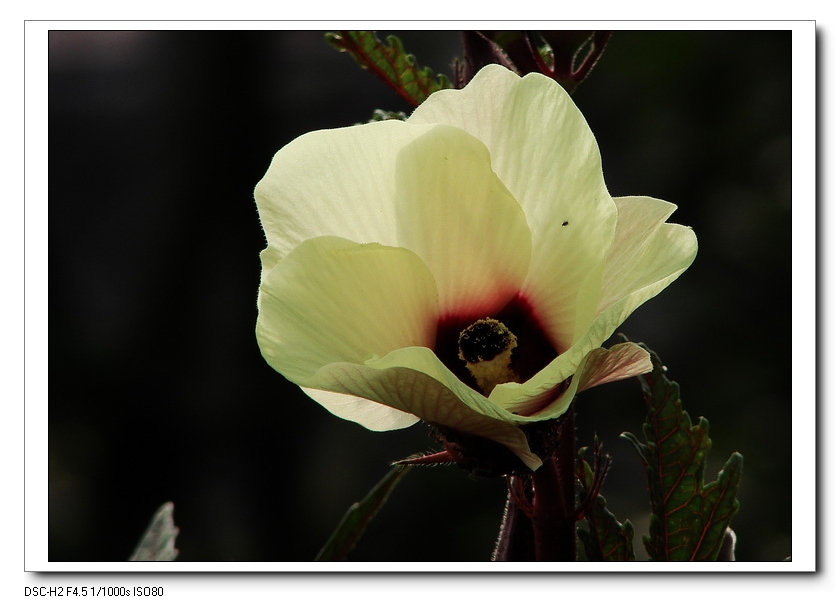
[493,407,578,561]
[531,407,577,561]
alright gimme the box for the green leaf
[577,499,636,562]
[575,449,635,561]
[314,465,412,561]
[621,346,743,561]
[128,501,179,561]
[325,31,452,107]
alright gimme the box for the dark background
[48,30,792,562]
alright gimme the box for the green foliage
[325,31,452,107]
[315,465,412,561]
[622,347,742,561]
[575,448,635,561]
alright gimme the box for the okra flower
[255,65,697,470]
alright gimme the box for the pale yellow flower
[255,65,697,470]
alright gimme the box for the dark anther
[458,318,515,364]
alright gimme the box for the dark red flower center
[434,293,558,395]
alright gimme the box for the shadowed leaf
[575,449,635,561]
[621,346,742,561]
[315,465,412,561]
[716,527,737,561]
[325,31,452,107]
[128,501,179,561]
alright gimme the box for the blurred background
[48,30,792,562]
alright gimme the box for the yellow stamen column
[458,318,521,395]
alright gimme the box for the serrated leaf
[577,500,635,562]
[325,31,451,107]
[621,346,742,561]
[575,452,635,561]
[128,501,179,561]
[314,465,412,561]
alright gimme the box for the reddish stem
[531,408,577,561]
[491,483,535,561]
[493,408,578,561]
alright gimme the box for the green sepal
[325,31,452,107]
[621,346,743,561]
[314,465,412,561]
[575,448,635,561]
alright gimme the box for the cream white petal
[301,388,420,431]
[409,65,616,350]
[560,201,696,372]
[393,124,531,316]
[509,197,696,396]
[304,347,542,470]
[255,120,437,279]
[256,236,439,383]
[254,64,698,466]
[489,342,652,420]
[530,342,652,420]
[488,196,696,406]
[597,196,698,314]
[574,342,653,394]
